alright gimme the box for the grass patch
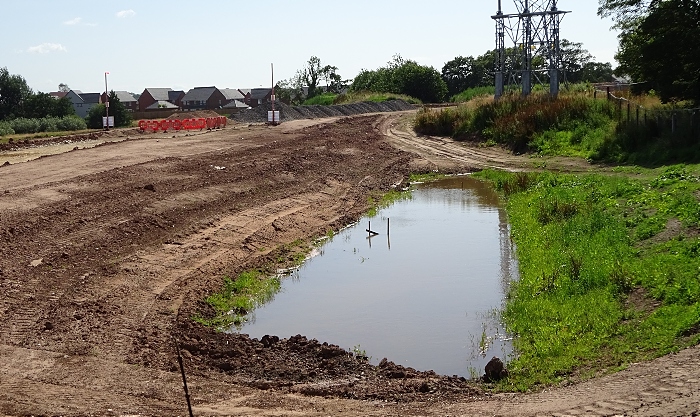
[195,239,313,330]
[194,270,281,330]
[366,189,412,217]
[475,166,700,390]
[303,93,338,106]
[451,86,496,103]
[335,91,421,105]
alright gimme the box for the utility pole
[104,71,110,130]
[271,63,276,125]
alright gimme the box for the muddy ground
[1,112,698,416]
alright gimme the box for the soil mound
[230,100,416,124]
[153,320,481,402]
[167,110,221,120]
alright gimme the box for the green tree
[288,56,347,101]
[86,90,132,129]
[442,56,480,97]
[23,92,75,119]
[351,55,447,103]
[560,40,594,83]
[0,67,32,120]
[581,62,615,83]
[600,0,700,103]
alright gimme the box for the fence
[594,87,700,147]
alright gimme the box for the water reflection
[233,175,518,378]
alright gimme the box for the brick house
[181,87,228,111]
[100,91,138,112]
[138,88,185,112]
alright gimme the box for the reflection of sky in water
[235,176,518,377]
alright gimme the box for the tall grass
[303,93,338,106]
[476,166,700,390]
[416,92,616,154]
[451,86,495,103]
[415,88,700,164]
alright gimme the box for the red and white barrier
[138,116,227,132]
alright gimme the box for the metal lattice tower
[492,0,570,98]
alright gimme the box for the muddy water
[238,176,518,377]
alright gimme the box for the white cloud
[116,9,136,18]
[27,43,68,54]
[63,17,82,25]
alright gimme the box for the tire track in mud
[96,182,353,361]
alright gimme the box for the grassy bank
[415,89,700,164]
[475,166,700,390]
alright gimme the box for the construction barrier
[138,116,227,132]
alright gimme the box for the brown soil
[1,112,698,416]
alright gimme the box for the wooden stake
[174,338,195,417]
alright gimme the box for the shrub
[9,117,41,134]
[0,122,14,136]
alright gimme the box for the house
[65,90,101,118]
[221,88,245,103]
[237,88,272,108]
[138,88,185,112]
[100,91,138,112]
[144,101,179,111]
[49,91,68,99]
[180,87,227,111]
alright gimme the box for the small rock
[30,258,43,267]
[144,184,155,192]
[44,322,53,330]
[484,356,509,382]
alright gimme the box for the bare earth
[1,112,698,416]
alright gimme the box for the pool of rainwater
[233,176,518,378]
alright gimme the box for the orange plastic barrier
[138,116,228,132]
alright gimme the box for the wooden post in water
[387,218,390,236]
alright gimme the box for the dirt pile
[162,320,481,402]
[167,110,221,120]
[0,132,106,152]
[230,100,416,124]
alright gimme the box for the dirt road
[1,112,698,416]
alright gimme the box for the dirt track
[1,112,698,416]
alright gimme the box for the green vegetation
[414,90,700,164]
[301,91,422,106]
[0,115,87,136]
[451,86,496,103]
[601,0,700,104]
[366,189,412,217]
[303,92,338,106]
[196,238,312,330]
[352,55,448,103]
[86,90,132,129]
[475,166,700,390]
[441,41,613,99]
[194,270,281,330]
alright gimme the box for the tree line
[0,67,132,132]
[0,67,75,121]
[280,40,614,105]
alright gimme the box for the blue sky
[0,1,619,95]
